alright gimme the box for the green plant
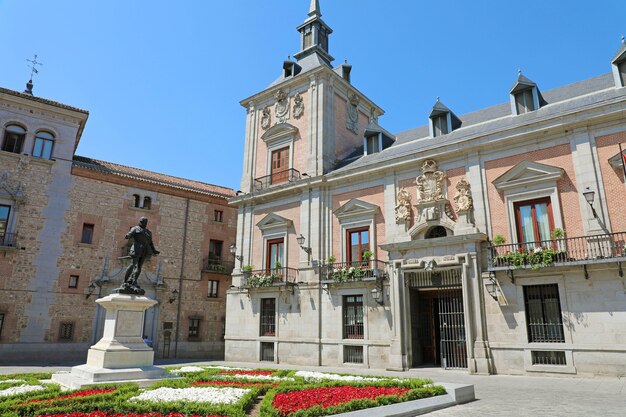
[362,250,373,261]
[327,255,336,264]
[274,260,282,269]
[552,228,565,239]
[492,234,506,245]
[243,264,253,272]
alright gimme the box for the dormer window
[365,134,380,155]
[363,118,395,155]
[283,59,301,78]
[509,71,543,115]
[428,99,461,138]
[611,36,626,88]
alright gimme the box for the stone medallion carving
[274,89,290,124]
[346,92,359,134]
[261,106,271,130]
[293,93,304,119]
[395,187,411,223]
[454,178,473,212]
[416,159,446,203]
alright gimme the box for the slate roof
[331,73,620,174]
[0,86,89,114]
[73,156,235,199]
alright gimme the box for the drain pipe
[174,198,190,358]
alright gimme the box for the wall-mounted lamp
[296,234,312,255]
[229,243,244,264]
[370,287,384,306]
[582,187,598,218]
[236,190,245,196]
[485,273,499,301]
[168,288,179,304]
[85,282,97,299]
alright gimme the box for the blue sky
[1,1,624,190]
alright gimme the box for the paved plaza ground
[1,360,624,416]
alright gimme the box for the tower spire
[308,0,321,18]
[295,0,334,65]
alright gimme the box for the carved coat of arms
[395,187,411,223]
[261,106,271,130]
[454,178,473,212]
[275,89,289,124]
[346,92,359,134]
[293,93,304,119]
[416,159,446,203]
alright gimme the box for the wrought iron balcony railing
[254,168,301,191]
[0,232,17,248]
[203,257,235,275]
[242,267,299,288]
[487,231,626,271]
[320,260,389,282]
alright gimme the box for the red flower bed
[193,380,278,388]
[24,388,116,404]
[218,370,274,376]
[273,386,410,414]
[35,413,224,417]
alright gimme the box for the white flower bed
[205,366,251,371]
[129,387,249,404]
[0,379,26,384]
[0,384,47,397]
[295,371,384,382]
[225,374,294,382]
[169,366,206,374]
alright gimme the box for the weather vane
[26,54,43,80]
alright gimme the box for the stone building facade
[225,1,626,377]
[0,86,236,363]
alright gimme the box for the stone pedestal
[52,294,174,389]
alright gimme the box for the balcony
[254,168,301,192]
[0,232,17,248]
[242,267,299,288]
[320,260,389,283]
[202,257,235,275]
[487,231,626,273]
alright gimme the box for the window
[347,227,369,263]
[266,238,284,272]
[214,210,223,222]
[260,342,275,361]
[531,350,566,365]
[344,345,364,364]
[343,295,364,339]
[425,226,447,239]
[619,61,626,87]
[32,131,54,159]
[208,280,219,298]
[209,240,223,262]
[69,275,79,288]
[0,312,4,337]
[432,114,449,137]
[271,147,290,184]
[524,284,564,343]
[515,89,536,114]
[2,125,26,154]
[365,134,380,155]
[188,318,200,339]
[81,223,94,244]
[0,205,11,246]
[514,198,554,246]
[143,196,151,210]
[260,298,276,336]
[59,322,74,341]
[132,194,141,208]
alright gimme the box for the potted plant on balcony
[491,235,507,267]
[551,228,567,261]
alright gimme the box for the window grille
[260,342,274,361]
[343,295,364,339]
[344,345,363,364]
[531,350,566,365]
[524,284,565,343]
[188,318,200,339]
[59,322,73,341]
[260,298,276,336]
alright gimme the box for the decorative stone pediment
[256,213,293,233]
[493,161,564,191]
[261,123,299,144]
[334,199,379,221]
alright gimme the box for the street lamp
[296,234,311,254]
[582,187,598,218]
[485,273,499,301]
[168,289,179,304]
[229,243,243,264]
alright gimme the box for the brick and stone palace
[0,85,237,362]
[225,0,626,376]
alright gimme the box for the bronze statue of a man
[121,216,159,295]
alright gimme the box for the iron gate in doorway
[406,267,467,370]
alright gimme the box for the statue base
[51,294,176,389]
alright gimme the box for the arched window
[425,226,447,239]
[143,196,151,210]
[2,124,26,154]
[132,194,140,208]
[33,131,55,159]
